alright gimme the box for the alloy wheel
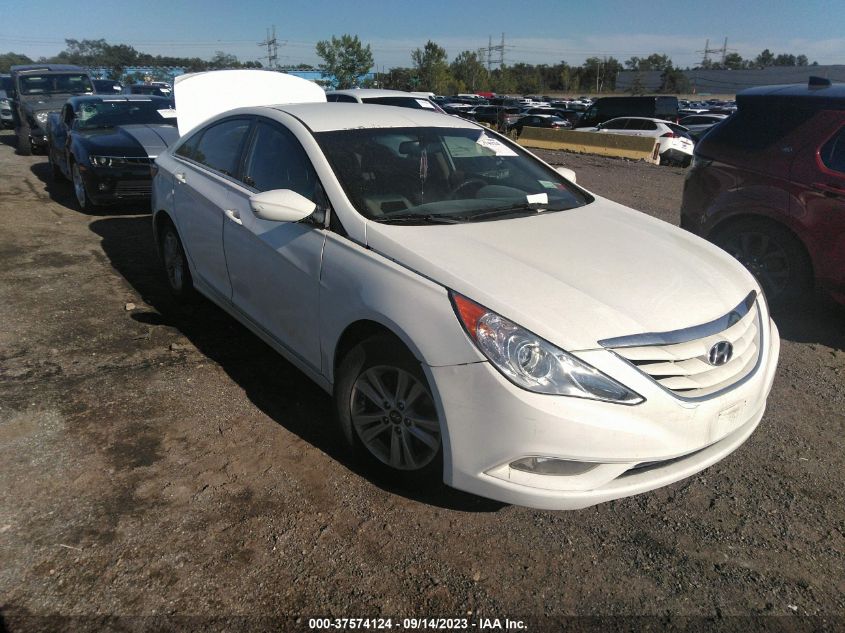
[72,163,87,209]
[721,231,791,298]
[349,365,441,471]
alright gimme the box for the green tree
[773,53,797,66]
[382,67,417,91]
[659,65,690,94]
[0,52,33,72]
[797,54,809,66]
[755,49,775,67]
[723,52,744,70]
[411,40,451,94]
[315,34,373,89]
[450,50,488,92]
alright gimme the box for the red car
[681,78,845,307]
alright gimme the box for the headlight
[450,292,644,404]
[35,111,49,124]
[91,156,116,167]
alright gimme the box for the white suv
[151,71,779,510]
[579,116,695,166]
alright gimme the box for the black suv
[9,64,94,155]
[575,96,679,128]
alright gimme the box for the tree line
[0,37,819,95]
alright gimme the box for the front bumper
[429,314,780,510]
[79,164,153,204]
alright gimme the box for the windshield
[75,100,177,129]
[316,126,591,223]
[19,73,93,95]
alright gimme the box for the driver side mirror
[249,189,316,223]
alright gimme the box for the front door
[222,119,326,371]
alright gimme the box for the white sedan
[576,116,696,166]
[151,73,779,510]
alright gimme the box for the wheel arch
[332,319,421,388]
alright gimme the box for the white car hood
[365,197,758,351]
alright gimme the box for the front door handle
[175,172,187,184]
[224,209,242,225]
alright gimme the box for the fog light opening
[509,457,598,476]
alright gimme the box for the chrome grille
[601,292,762,399]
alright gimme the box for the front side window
[192,119,251,176]
[241,121,319,200]
[317,126,591,223]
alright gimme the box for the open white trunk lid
[174,69,326,136]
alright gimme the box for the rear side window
[328,94,357,103]
[820,127,845,174]
[192,119,251,176]
[705,104,816,150]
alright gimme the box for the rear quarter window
[704,104,816,150]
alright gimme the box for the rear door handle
[175,172,187,184]
[224,209,242,225]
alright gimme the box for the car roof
[326,89,427,99]
[606,116,674,124]
[68,95,173,106]
[10,64,85,74]
[257,102,479,132]
[738,81,845,110]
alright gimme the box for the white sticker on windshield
[416,99,435,109]
[538,180,558,189]
[476,133,518,157]
[526,193,549,205]
[157,109,178,118]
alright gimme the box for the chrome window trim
[598,290,756,348]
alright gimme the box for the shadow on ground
[89,215,504,513]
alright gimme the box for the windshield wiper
[458,203,551,222]
[376,214,461,225]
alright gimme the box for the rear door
[790,114,845,291]
[171,117,252,302]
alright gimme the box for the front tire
[71,160,95,212]
[16,126,32,156]
[712,219,812,309]
[49,149,65,181]
[335,335,443,485]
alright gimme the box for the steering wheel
[449,178,488,200]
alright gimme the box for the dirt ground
[0,131,843,632]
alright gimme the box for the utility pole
[258,26,279,70]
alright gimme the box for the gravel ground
[0,131,843,632]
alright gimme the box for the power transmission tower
[259,26,279,69]
[484,33,505,71]
[697,37,734,68]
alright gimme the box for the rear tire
[334,335,443,487]
[158,219,195,300]
[712,218,812,309]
